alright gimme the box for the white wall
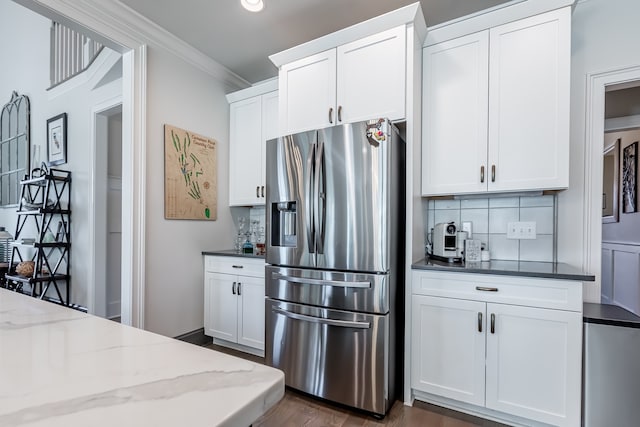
[0,2,49,225]
[557,0,640,300]
[0,2,122,306]
[144,46,235,337]
[3,1,241,338]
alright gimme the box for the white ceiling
[118,0,511,84]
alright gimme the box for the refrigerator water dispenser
[271,202,297,247]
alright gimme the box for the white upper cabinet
[422,7,571,196]
[336,26,406,125]
[228,82,278,206]
[422,31,489,195]
[229,96,263,206]
[279,50,336,134]
[279,26,406,134]
[262,90,280,141]
[487,9,570,192]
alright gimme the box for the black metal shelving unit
[4,168,71,305]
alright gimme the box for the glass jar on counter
[242,238,254,254]
[255,226,266,256]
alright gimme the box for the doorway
[93,103,123,320]
[601,83,640,315]
[12,0,148,327]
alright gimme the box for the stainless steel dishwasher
[583,303,640,427]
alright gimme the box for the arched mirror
[0,91,30,206]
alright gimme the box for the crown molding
[424,0,575,46]
[269,2,424,68]
[15,0,250,91]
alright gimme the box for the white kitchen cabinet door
[262,90,280,141]
[411,295,486,406]
[422,31,489,196]
[279,50,336,134]
[229,96,263,206]
[485,303,582,427]
[261,90,279,197]
[337,26,406,124]
[208,273,239,343]
[237,275,265,350]
[487,8,570,192]
[204,272,216,337]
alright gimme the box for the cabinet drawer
[411,270,582,312]
[204,255,265,277]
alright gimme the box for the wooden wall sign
[164,124,217,220]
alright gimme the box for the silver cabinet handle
[272,272,371,288]
[476,286,498,292]
[232,281,236,295]
[480,166,485,183]
[237,282,241,296]
[273,307,370,329]
[261,185,265,198]
[491,313,496,334]
[337,105,342,122]
[232,265,244,269]
[478,312,483,333]
[256,186,260,197]
[328,107,333,124]
[491,164,496,182]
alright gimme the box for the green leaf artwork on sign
[172,129,205,202]
[164,124,217,221]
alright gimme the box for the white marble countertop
[0,289,284,426]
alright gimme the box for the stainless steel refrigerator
[265,118,405,417]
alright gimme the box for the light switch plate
[507,221,537,239]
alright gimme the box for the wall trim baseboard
[174,328,212,346]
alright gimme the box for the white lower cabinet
[411,270,582,427]
[204,256,265,354]
[412,295,486,406]
[485,303,581,424]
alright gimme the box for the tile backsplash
[249,206,266,231]
[425,195,556,262]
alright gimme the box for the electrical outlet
[506,221,537,239]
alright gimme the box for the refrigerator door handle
[272,272,372,289]
[272,307,370,329]
[305,142,316,255]
[314,138,325,254]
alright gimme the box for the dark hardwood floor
[202,343,508,427]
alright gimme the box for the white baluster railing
[50,22,103,87]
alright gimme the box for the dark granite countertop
[583,303,640,328]
[202,249,265,259]
[412,257,595,282]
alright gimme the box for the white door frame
[16,0,148,328]
[583,64,640,302]
[89,98,122,318]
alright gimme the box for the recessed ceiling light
[241,0,264,12]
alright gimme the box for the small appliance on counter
[428,222,462,262]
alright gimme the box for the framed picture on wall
[47,113,67,166]
[602,139,620,223]
[622,140,637,213]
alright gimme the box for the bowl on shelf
[15,261,35,277]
